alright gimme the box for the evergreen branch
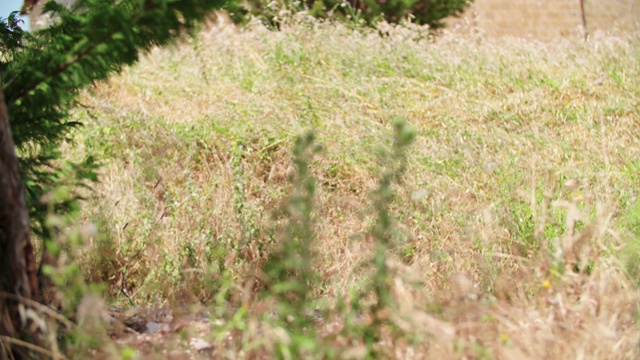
[6,0,225,103]
[8,45,96,103]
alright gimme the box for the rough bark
[0,77,40,357]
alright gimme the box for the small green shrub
[261,131,322,357]
[259,120,416,358]
[230,0,473,29]
[353,117,416,356]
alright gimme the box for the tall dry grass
[52,18,640,358]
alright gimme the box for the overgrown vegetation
[5,8,640,359]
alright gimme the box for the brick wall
[448,0,640,39]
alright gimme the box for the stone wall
[448,0,640,39]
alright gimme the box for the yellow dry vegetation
[57,18,640,358]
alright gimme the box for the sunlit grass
[58,18,640,358]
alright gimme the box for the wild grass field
[49,17,640,358]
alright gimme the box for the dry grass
[54,18,640,358]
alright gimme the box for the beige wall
[448,0,640,39]
[584,0,640,33]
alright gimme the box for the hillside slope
[59,21,640,358]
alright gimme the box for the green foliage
[231,0,472,29]
[0,0,228,236]
[369,117,415,305]
[231,140,260,259]
[354,117,416,356]
[260,121,416,357]
[262,132,322,356]
[0,12,26,60]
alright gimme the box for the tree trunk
[0,78,40,357]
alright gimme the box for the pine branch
[6,0,225,104]
[8,45,96,103]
